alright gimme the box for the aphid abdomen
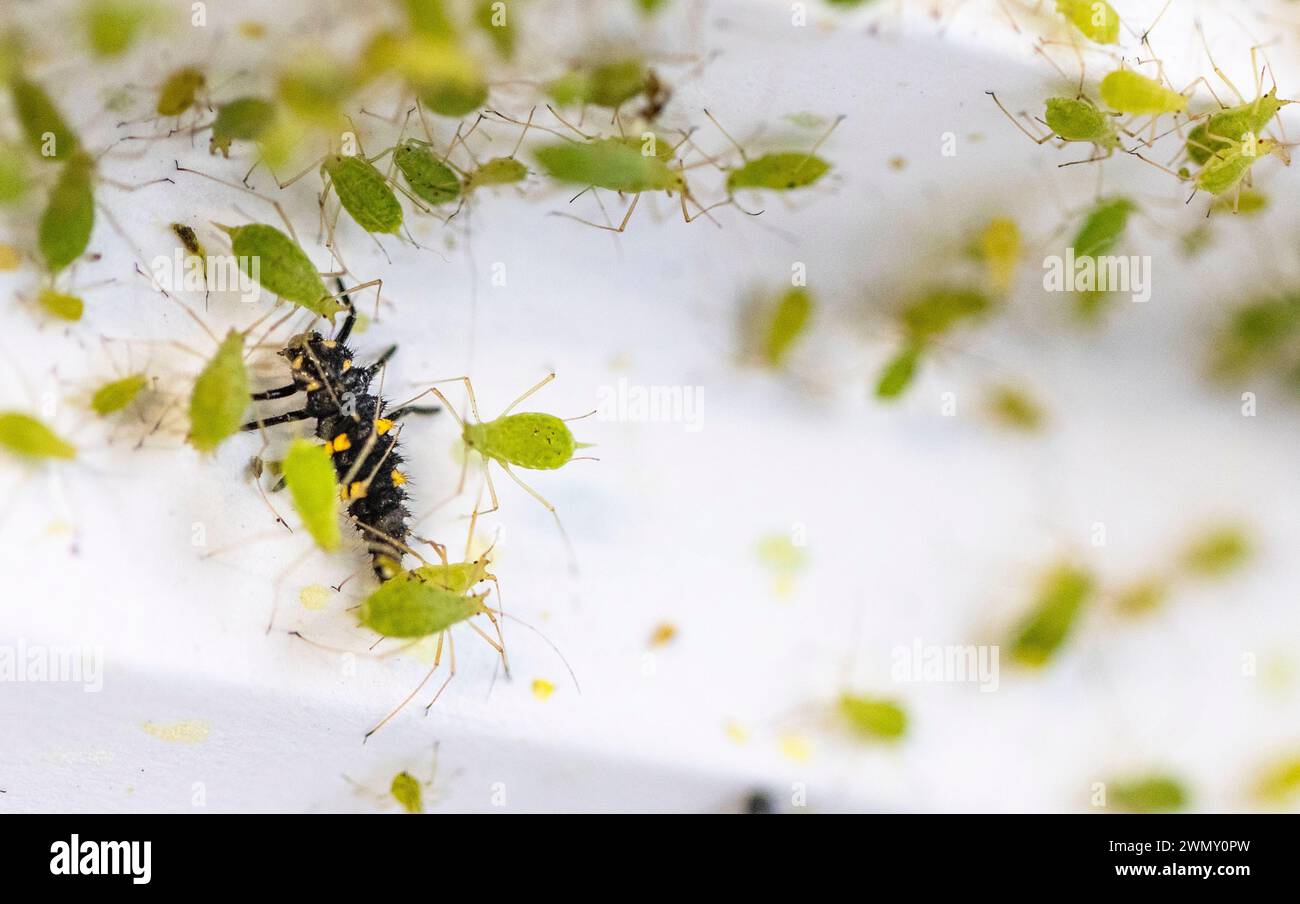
[323,155,403,234]
[484,412,577,470]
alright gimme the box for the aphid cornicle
[241,282,439,581]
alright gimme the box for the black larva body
[242,290,434,581]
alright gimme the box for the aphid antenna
[484,109,573,144]
[546,104,597,141]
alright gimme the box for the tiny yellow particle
[391,469,407,486]
[305,381,321,392]
[0,244,22,271]
[332,432,351,452]
[299,584,331,610]
[348,481,366,499]
[724,721,749,745]
[341,358,352,371]
[141,720,210,744]
[237,20,266,38]
[649,622,677,647]
[532,678,555,700]
[374,418,394,435]
[778,732,812,763]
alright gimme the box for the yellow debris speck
[649,622,677,647]
[532,679,555,700]
[778,733,812,763]
[299,584,331,610]
[237,21,266,38]
[0,244,22,270]
[724,721,749,745]
[141,720,210,744]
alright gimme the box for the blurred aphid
[0,144,29,204]
[1211,292,1300,379]
[11,76,80,162]
[208,97,277,158]
[534,136,682,195]
[756,534,806,597]
[1179,525,1250,578]
[156,66,206,118]
[1107,774,1188,813]
[972,217,1020,294]
[1112,577,1167,616]
[37,288,84,322]
[0,413,75,460]
[1212,189,1267,215]
[402,0,457,37]
[390,772,423,814]
[875,288,990,402]
[214,223,341,319]
[299,583,331,610]
[1069,196,1133,319]
[362,31,487,118]
[757,287,813,368]
[188,330,249,453]
[84,0,160,57]
[91,373,148,417]
[1055,0,1120,44]
[474,0,515,58]
[462,155,527,193]
[546,59,651,111]
[707,110,843,194]
[38,152,96,274]
[1010,563,1094,667]
[984,385,1045,432]
[1099,70,1187,116]
[1252,754,1300,805]
[875,344,921,400]
[276,62,356,129]
[282,439,342,552]
[838,694,907,740]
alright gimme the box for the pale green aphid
[188,330,249,453]
[282,439,341,552]
[875,343,921,400]
[0,412,76,460]
[876,288,991,401]
[37,288,85,322]
[984,385,1045,431]
[1180,525,1250,577]
[1055,0,1120,44]
[1100,70,1187,116]
[320,153,403,235]
[1212,291,1300,379]
[209,96,277,157]
[1072,196,1133,259]
[462,156,528,193]
[1044,97,1119,148]
[546,58,649,109]
[277,62,356,128]
[838,694,907,740]
[420,78,489,118]
[475,0,516,58]
[762,287,813,367]
[156,66,205,117]
[0,144,28,204]
[1185,89,1289,167]
[1107,775,1188,813]
[534,138,684,194]
[392,140,461,205]
[390,771,423,814]
[216,223,340,319]
[1195,138,1281,196]
[358,572,490,638]
[1253,755,1300,803]
[91,373,148,416]
[1010,563,1094,667]
[84,0,158,58]
[707,110,841,194]
[39,152,96,274]
[11,76,80,161]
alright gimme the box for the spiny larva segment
[468,412,578,470]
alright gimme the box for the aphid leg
[477,459,501,516]
[1197,23,1248,105]
[177,162,306,246]
[422,631,458,715]
[986,92,1055,145]
[363,634,448,742]
[98,175,176,193]
[702,108,750,162]
[554,192,641,232]
[498,462,554,513]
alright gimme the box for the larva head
[1044,97,1117,147]
[469,412,583,471]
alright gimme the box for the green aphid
[975,217,1021,294]
[390,771,423,814]
[985,385,1045,431]
[0,144,29,204]
[1071,196,1133,259]
[359,571,489,638]
[277,63,356,127]
[1185,89,1289,166]
[1212,293,1300,376]
[901,288,991,340]
[393,140,461,205]
[0,412,76,460]
[188,330,249,453]
[37,288,85,322]
[419,78,489,118]
[403,0,457,38]
[1107,775,1188,813]
[209,97,277,157]
[1010,564,1094,667]
[838,694,907,740]
[1099,70,1187,116]
[156,66,206,117]
[728,152,830,192]
[1180,525,1250,578]
[1252,755,1300,804]
[1113,578,1167,616]
[475,0,516,58]
[546,58,648,109]
[534,139,682,193]
[762,287,813,367]
[1195,138,1280,196]
[11,76,80,162]
[1212,188,1267,215]
[321,154,403,234]
[216,223,339,319]
[282,439,341,552]
[84,0,158,57]
[875,343,921,400]
[1055,0,1120,44]
[39,152,95,274]
[462,156,527,192]
[1043,96,1119,149]
[91,373,148,416]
